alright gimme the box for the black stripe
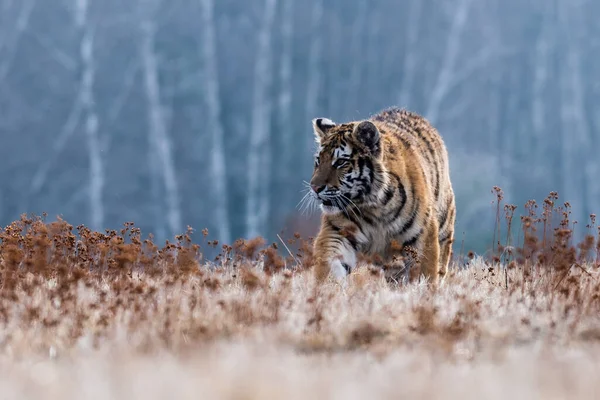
[329,223,341,234]
[438,196,454,232]
[390,190,408,222]
[413,128,440,201]
[357,158,375,198]
[392,131,412,150]
[360,210,374,225]
[397,179,407,211]
[345,234,358,251]
[365,158,374,185]
[387,174,408,221]
[358,158,365,171]
[438,205,449,231]
[442,208,456,234]
[390,196,406,222]
[433,168,440,201]
[356,159,366,189]
[390,184,425,237]
[402,229,423,248]
[346,210,360,226]
[439,231,452,243]
[329,223,359,251]
[396,202,419,236]
[382,188,394,205]
[414,127,437,162]
[344,206,373,226]
[346,166,358,183]
[347,237,358,251]
[328,237,343,246]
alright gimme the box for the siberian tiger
[307,107,456,286]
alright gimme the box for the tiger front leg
[388,219,440,286]
[313,227,358,283]
[418,219,441,286]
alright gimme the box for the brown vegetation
[1,190,600,398]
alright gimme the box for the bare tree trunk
[0,0,34,83]
[326,0,342,117]
[397,0,422,108]
[139,1,182,236]
[559,0,593,226]
[531,11,550,181]
[344,0,367,114]
[425,0,473,125]
[498,66,519,194]
[364,8,382,108]
[75,0,104,231]
[276,0,294,217]
[30,89,83,194]
[148,140,166,241]
[246,0,278,239]
[574,1,600,222]
[486,73,501,152]
[304,0,323,125]
[199,0,231,244]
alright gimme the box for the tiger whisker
[302,200,314,217]
[297,191,311,211]
[310,195,319,215]
[339,195,360,221]
[298,191,318,217]
[333,197,349,219]
[338,195,350,219]
[340,194,363,218]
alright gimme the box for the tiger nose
[311,184,326,194]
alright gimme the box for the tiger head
[309,117,386,214]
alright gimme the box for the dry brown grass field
[1,191,600,399]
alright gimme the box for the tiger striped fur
[307,107,456,286]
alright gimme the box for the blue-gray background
[1,0,598,254]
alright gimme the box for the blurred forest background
[1,0,599,254]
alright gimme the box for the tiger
[307,107,456,286]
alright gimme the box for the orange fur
[308,108,455,286]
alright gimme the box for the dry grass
[1,191,600,399]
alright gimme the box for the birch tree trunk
[0,0,34,83]
[326,0,342,117]
[304,0,323,125]
[531,11,550,181]
[397,0,422,108]
[573,1,600,222]
[246,0,278,239]
[199,0,231,244]
[559,0,593,226]
[344,0,367,114]
[364,8,382,108]
[139,1,182,236]
[75,0,105,231]
[276,0,294,216]
[506,65,522,190]
[148,130,166,241]
[425,0,473,125]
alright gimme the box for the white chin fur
[320,204,341,215]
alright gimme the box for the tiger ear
[312,118,336,142]
[353,121,381,154]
